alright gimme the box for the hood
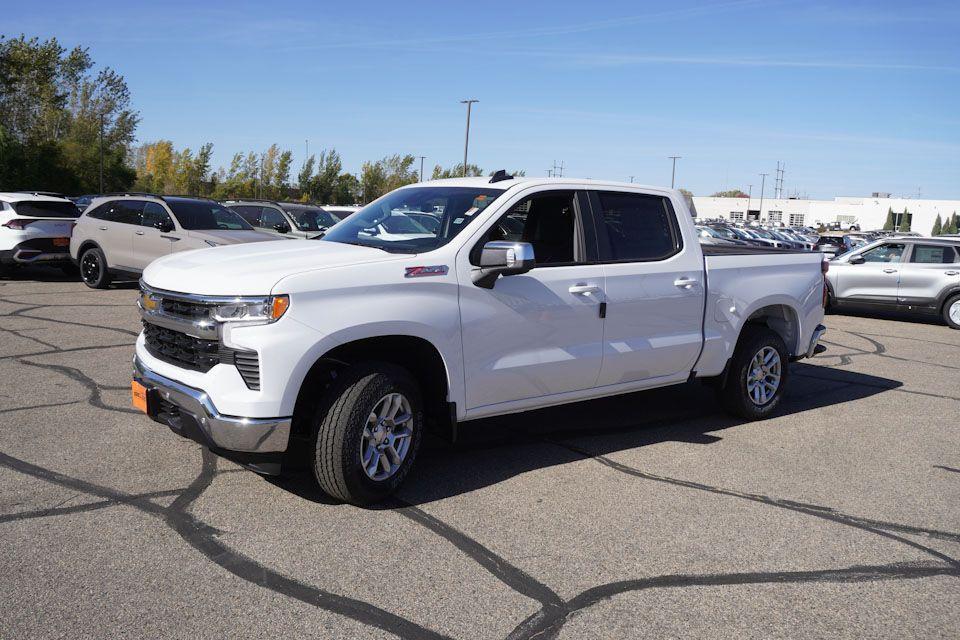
[143,239,406,295]
[185,229,276,245]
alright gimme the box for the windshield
[710,226,737,240]
[285,207,340,231]
[322,186,504,253]
[167,200,254,231]
[12,200,80,218]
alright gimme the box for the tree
[944,213,959,235]
[899,208,911,232]
[360,154,417,202]
[711,189,748,198]
[882,207,895,231]
[932,214,943,236]
[0,35,138,192]
[432,163,483,179]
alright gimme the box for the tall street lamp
[758,173,768,222]
[460,99,478,177]
[669,155,681,188]
[419,155,426,182]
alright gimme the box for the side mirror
[155,219,175,233]
[473,241,535,289]
[274,222,290,234]
[849,255,865,264]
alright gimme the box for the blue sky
[7,0,960,198]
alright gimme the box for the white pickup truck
[133,175,826,504]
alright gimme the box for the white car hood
[143,239,405,295]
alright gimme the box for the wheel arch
[742,302,801,356]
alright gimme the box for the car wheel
[719,325,789,420]
[944,294,960,330]
[311,362,423,505]
[79,247,112,289]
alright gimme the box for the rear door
[132,202,178,270]
[898,243,960,308]
[589,190,705,385]
[835,242,905,304]
[90,200,143,270]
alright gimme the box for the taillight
[2,219,33,230]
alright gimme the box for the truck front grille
[160,298,212,320]
[142,320,261,390]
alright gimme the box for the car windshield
[167,200,254,231]
[322,186,505,253]
[710,226,737,240]
[284,207,341,231]
[11,200,80,218]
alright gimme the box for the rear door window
[103,201,145,225]
[910,244,958,264]
[230,206,263,226]
[593,191,681,262]
[260,208,287,229]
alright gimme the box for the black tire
[718,325,790,420]
[943,294,960,330]
[79,247,112,289]
[311,362,423,505]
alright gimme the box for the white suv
[70,194,274,288]
[0,192,81,276]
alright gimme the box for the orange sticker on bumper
[131,380,148,413]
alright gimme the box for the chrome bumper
[133,357,290,453]
[805,324,827,358]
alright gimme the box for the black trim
[701,245,808,256]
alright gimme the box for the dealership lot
[1,267,958,639]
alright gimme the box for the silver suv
[224,200,342,239]
[70,194,274,288]
[825,237,960,328]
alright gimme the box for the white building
[692,194,960,234]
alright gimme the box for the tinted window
[101,201,145,225]
[166,200,253,231]
[230,206,262,226]
[477,191,577,266]
[861,243,905,263]
[285,207,340,231]
[84,202,111,220]
[911,244,958,264]
[596,192,680,261]
[10,200,80,218]
[260,208,286,229]
[141,202,172,228]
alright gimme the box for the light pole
[419,156,426,182]
[746,184,752,221]
[669,155,681,188]
[758,173,768,223]
[460,99,478,177]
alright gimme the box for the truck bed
[700,244,811,256]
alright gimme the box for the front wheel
[79,247,111,289]
[944,294,960,330]
[718,326,789,420]
[311,362,423,505]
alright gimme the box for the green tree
[882,207,895,231]
[711,189,748,198]
[0,35,138,192]
[899,208,911,232]
[432,162,483,179]
[944,213,959,235]
[932,214,943,236]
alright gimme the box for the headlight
[210,295,289,325]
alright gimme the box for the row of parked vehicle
[0,191,361,287]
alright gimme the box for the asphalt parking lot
[1,265,958,640]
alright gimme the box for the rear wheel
[79,247,111,289]
[944,294,960,330]
[719,325,789,420]
[311,362,423,505]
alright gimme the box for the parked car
[71,194,98,211]
[132,176,827,504]
[696,225,748,246]
[70,194,274,288]
[225,199,341,239]
[734,226,788,249]
[0,192,81,276]
[321,205,361,219]
[825,237,960,328]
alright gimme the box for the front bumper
[133,356,291,455]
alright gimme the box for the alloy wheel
[81,252,100,285]
[746,346,782,406]
[360,392,414,481]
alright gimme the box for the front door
[835,242,906,303]
[132,202,177,270]
[458,190,605,411]
[589,190,705,385]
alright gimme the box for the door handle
[568,284,601,295]
[674,277,699,289]
[882,268,898,273]
[946,271,959,276]
[98,226,108,231]
[162,236,180,241]
[135,230,144,236]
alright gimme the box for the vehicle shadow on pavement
[271,362,902,507]
[0,264,138,288]
[827,307,945,327]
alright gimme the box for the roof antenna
[489,169,513,184]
